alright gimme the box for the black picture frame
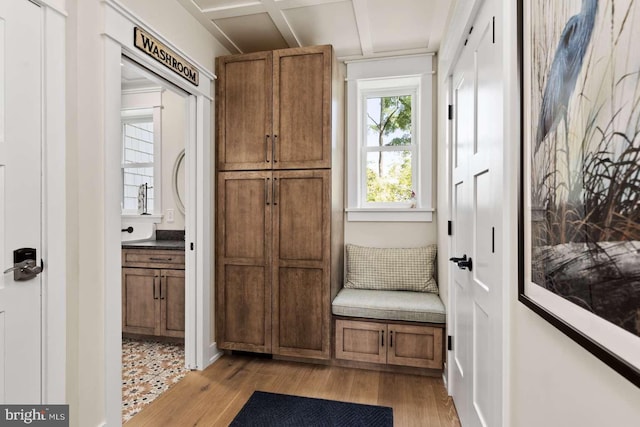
[518,0,640,388]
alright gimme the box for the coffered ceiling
[176,0,454,59]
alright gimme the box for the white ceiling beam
[351,0,373,56]
[198,0,262,13]
[261,0,301,48]
[201,4,268,19]
[275,0,350,10]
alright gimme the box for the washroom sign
[134,27,199,86]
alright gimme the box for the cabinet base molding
[219,346,442,378]
[122,332,184,344]
[329,357,443,378]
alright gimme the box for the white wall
[65,1,228,425]
[158,89,186,231]
[344,221,437,248]
[501,1,640,425]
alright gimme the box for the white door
[449,0,503,425]
[0,0,43,403]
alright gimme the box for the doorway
[119,58,191,422]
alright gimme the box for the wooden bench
[331,245,445,373]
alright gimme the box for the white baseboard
[208,342,223,366]
[442,361,449,391]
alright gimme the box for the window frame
[346,55,434,222]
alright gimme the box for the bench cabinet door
[335,320,387,364]
[387,324,444,369]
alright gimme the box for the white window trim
[121,90,163,218]
[346,55,435,222]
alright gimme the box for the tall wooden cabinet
[216,45,332,171]
[216,45,341,361]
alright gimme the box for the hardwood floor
[125,354,460,426]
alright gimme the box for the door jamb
[103,1,217,425]
[36,0,67,404]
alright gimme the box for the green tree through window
[366,95,413,203]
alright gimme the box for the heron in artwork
[535,0,598,153]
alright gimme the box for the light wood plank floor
[125,354,461,427]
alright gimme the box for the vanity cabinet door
[160,269,185,338]
[122,268,160,336]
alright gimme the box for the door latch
[449,254,473,272]
[3,248,43,281]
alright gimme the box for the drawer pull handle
[149,257,172,261]
[381,330,384,347]
[390,331,393,348]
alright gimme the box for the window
[346,56,434,221]
[362,86,417,207]
[120,104,162,216]
[122,117,155,212]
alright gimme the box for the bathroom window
[121,107,162,214]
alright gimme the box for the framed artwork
[519,0,640,387]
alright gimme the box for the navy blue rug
[230,391,393,427]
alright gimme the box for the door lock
[449,254,473,272]
[3,248,43,281]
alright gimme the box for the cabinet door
[335,320,387,364]
[273,45,331,169]
[272,170,330,359]
[217,52,272,170]
[387,324,444,369]
[160,269,185,338]
[217,172,272,352]
[122,268,159,335]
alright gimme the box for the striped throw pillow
[345,244,438,293]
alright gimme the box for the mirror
[173,149,186,215]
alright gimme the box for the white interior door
[0,0,43,403]
[451,36,475,426]
[449,0,503,425]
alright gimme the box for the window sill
[121,214,163,224]
[345,208,434,222]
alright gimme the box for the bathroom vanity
[121,237,185,339]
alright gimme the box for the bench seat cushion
[332,288,446,324]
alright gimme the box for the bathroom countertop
[121,240,185,250]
